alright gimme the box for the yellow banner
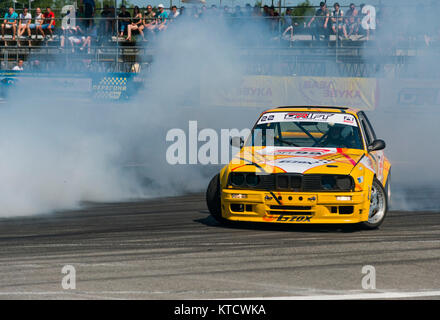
[201,76,377,110]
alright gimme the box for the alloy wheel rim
[368,182,386,224]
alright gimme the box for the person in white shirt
[170,6,180,19]
[28,7,43,34]
[12,59,24,71]
[17,7,32,38]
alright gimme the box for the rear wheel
[206,174,229,225]
[360,178,388,230]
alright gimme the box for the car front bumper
[221,188,370,224]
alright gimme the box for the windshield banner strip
[258,112,358,127]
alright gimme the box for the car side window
[361,112,377,140]
[358,112,375,146]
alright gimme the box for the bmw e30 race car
[206,106,391,229]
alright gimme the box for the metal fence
[0,4,439,76]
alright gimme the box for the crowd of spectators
[1,1,439,50]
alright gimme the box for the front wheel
[206,174,229,225]
[360,178,388,230]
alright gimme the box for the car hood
[230,146,365,175]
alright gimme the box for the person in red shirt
[37,7,55,39]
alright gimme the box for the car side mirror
[230,136,244,148]
[368,139,386,152]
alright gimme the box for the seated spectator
[331,3,344,36]
[143,5,156,31]
[179,6,185,18]
[127,6,144,41]
[307,1,330,41]
[252,5,262,18]
[149,4,168,32]
[28,8,43,39]
[13,59,24,71]
[222,6,231,18]
[60,25,80,52]
[1,7,18,41]
[343,3,358,38]
[17,7,32,39]
[170,6,180,20]
[37,7,55,39]
[81,24,98,54]
[118,5,131,37]
[282,8,294,41]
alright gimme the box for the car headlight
[230,172,245,186]
[321,175,353,191]
[321,175,337,190]
[336,176,353,190]
[229,172,261,188]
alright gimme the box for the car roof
[264,106,360,115]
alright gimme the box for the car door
[357,111,385,183]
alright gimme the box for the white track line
[238,290,440,300]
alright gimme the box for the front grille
[303,175,323,191]
[228,173,353,192]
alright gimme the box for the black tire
[385,170,391,208]
[206,174,229,225]
[360,178,388,230]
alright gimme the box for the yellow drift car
[206,106,391,229]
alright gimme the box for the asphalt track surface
[0,194,440,300]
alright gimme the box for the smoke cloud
[1,2,439,216]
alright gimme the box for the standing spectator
[343,3,358,38]
[13,59,24,71]
[118,5,131,37]
[100,5,115,36]
[331,3,344,37]
[17,7,32,39]
[83,0,96,28]
[38,7,55,39]
[307,1,330,41]
[1,7,18,42]
[126,6,144,41]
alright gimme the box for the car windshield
[246,111,364,149]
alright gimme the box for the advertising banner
[200,75,378,110]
